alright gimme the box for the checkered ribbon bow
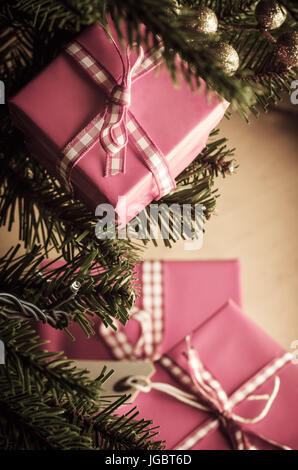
[178,336,292,450]
[60,26,176,199]
[129,339,293,450]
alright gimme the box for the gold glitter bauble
[166,0,181,15]
[255,0,287,30]
[211,42,240,76]
[276,31,298,67]
[194,6,218,34]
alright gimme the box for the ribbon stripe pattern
[99,260,164,361]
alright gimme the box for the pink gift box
[37,259,242,360]
[120,300,298,450]
[9,21,228,223]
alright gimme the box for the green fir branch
[0,316,164,450]
[0,244,137,333]
[0,378,93,450]
[0,316,102,398]
[62,393,164,450]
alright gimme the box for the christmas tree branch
[0,245,137,333]
[0,380,93,450]
[0,316,103,398]
[0,316,164,450]
[0,367,164,450]
[1,1,297,117]
[127,129,235,247]
[62,394,164,450]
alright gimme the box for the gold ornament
[228,163,234,174]
[194,6,218,34]
[255,0,287,30]
[166,0,181,16]
[211,42,240,76]
[276,31,298,67]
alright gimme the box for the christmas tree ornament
[172,0,181,15]
[228,162,234,174]
[276,31,298,66]
[211,42,240,75]
[166,0,181,16]
[255,0,287,31]
[194,6,218,34]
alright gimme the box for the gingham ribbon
[60,26,176,199]
[155,338,293,451]
[99,261,164,361]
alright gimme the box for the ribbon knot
[215,406,232,422]
[183,336,288,450]
[109,85,131,107]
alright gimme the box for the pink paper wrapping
[36,259,242,360]
[9,22,229,223]
[120,300,298,450]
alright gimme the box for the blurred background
[0,98,297,350]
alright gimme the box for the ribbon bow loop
[184,335,289,450]
[185,335,229,413]
[100,42,145,176]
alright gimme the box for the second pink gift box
[119,300,298,450]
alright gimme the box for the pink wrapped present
[118,300,298,450]
[9,20,229,223]
[37,259,242,360]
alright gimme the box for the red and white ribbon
[127,346,293,450]
[99,260,164,361]
[59,26,176,200]
[156,339,293,450]
[99,44,144,176]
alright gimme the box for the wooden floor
[0,104,297,350]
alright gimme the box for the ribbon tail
[105,146,126,176]
[221,422,252,450]
[173,419,219,450]
[101,104,128,176]
[242,429,292,450]
[127,113,176,199]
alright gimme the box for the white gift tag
[74,359,155,404]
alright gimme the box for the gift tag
[74,359,155,404]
